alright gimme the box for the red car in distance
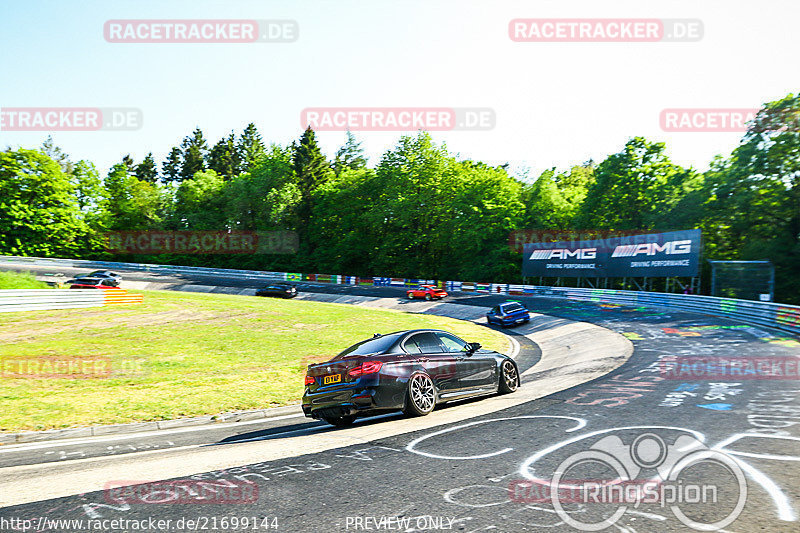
[406,285,448,301]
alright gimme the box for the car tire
[424,294,432,301]
[323,415,356,427]
[498,360,519,394]
[407,293,414,299]
[403,373,436,416]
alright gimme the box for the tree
[40,136,74,174]
[333,131,367,175]
[226,144,298,231]
[578,137,700,230]
[292,127,332,240]
[702,93,800,302]
[238,123,265,172]
[135,153,158,183]
[180,128,208,181]
[174,170,228,229]
[0,149,86,255]
[521,163,595,230]
[71,160,103,213]
[103,163,164,230]
[162,147,183,183]
[121,154,136,175]
[208,132,242,179]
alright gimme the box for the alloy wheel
[501,360,518,393]
[410,374,435,412]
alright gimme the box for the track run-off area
[0,261,799,532]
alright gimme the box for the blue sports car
[486,301,531,327]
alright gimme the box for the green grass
[0,289,507,431]
[0,271,49,289]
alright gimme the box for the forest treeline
[1,94,798,302]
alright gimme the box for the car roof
[376,329,459,339]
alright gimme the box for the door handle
[418,357,429,363]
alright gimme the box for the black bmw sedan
[255,282,298,298]
[302,329,520,426]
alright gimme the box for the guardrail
[1,255,798,336]
[0,288,143,313]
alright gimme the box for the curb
[0,404,303,445]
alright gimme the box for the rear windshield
[503,303,525,312]
[334,333,403,359]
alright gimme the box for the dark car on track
[302,329,520,426]
[406,285,448,301]
[82,271,122,286]
[67,278,118,289]
[486,301,531,327]
[256,282,298,298]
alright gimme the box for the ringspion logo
[518,431,746,531]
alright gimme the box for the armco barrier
[0,288,142,313]
[515,285,800,337]
[1,255,798,336]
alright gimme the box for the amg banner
[522,229,701,278]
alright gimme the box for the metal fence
[1,255,798,336]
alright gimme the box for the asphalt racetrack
[1,262,799,532]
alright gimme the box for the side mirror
[465,342,481,355]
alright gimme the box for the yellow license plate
[323,374,341,385]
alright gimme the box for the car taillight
[304,375,315,386]
[348,361,383,377]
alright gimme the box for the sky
[0,0,797,180]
